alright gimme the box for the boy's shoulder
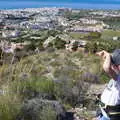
[107,76,120,89]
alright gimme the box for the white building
[2,30,20,38]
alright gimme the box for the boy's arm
[96,50,117,80]
[103,52,117,80]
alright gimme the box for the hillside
[0,50,109,120]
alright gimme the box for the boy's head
[111,49,120,72]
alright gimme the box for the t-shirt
[101,75,120,106]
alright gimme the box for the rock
[69,107,95,120]
[88,84,106,95]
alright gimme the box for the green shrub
[10,76,55,99]
[0,94,21,120]
[39,105,57,120]
[54,37,66,49]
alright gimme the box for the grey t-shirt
[101,75,120,105]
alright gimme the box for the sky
[1,0,120,9]
[1,0,120,4]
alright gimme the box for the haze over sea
[1,0,120,10]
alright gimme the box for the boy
[95,49,120,120]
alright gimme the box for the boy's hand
[96,50,110,60]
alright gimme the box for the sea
[0,1,120,10]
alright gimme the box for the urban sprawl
[0,8,120,57]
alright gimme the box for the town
[1,7,120,59]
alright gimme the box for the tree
[54,37,66,49]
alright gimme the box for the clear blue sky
[2,0,120,4]
[1,0,120,9]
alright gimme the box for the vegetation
[69,32,89,39]
[0,49,109,120]
[101,29,120,40]
[102,17,120,30]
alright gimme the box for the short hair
[111,49,120,65]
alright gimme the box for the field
[101,29,120,40]
[69,32,89,39]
